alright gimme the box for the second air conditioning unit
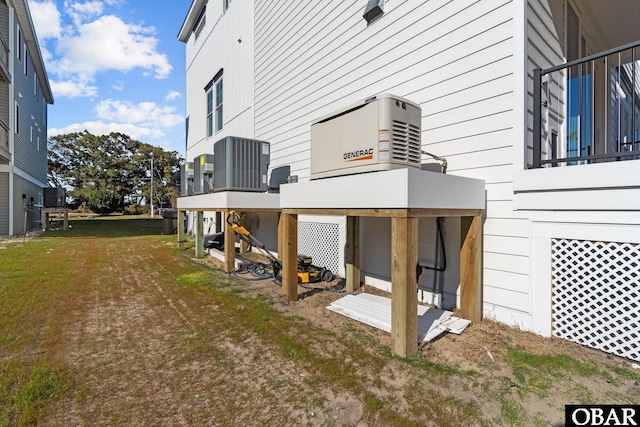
[194,154,214,194]
[180,162,194,196]
[310,93,422,180]
[213,136,270,192]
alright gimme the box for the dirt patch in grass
[1,218,638,426]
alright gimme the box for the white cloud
[50,78,98,98]
[28,1,173,99]
[28,0,63,39]
[64,0,104,26]
[49,121,167,141]
[165,90,181,101]
[112,80,125,91]
[52,15,171,79]
[48,98,183,144]
[95,99,182,128]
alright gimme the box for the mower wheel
[320,269,333,282]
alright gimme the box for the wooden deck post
[195,210,204,258]
[391,215,418,358]
[224,210,235,272]
[460,215,482,324]
[177,210,185,248]
[281,212,298,301]
[345,216,360,293]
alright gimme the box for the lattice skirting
[298,221,340,274]
[551,238,640,361]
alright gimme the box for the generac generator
[310,94,422,180]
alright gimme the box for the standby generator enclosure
[213,136,270,192]
[194,154,214,194]
[180,162,195,196]
[310,94,422,180]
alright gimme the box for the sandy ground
[34,239,639,426]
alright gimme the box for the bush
[123,203,149,215]
[87,186,120,215]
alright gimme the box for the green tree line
[48,131,182,215]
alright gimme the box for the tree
[87,184,120,215]
[48,131,182,213]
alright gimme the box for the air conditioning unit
[213,136,270,192]
[194,154,214,194]
[43,187,66,208]
[180,162,194,196]
[310,94,422,180]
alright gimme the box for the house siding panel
[184,1,255,162]
[254,0,528,316]
[12,18,47,185]
[0,172,8,234]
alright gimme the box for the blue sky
[27,0,192,157]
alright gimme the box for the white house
[179,0,640,362]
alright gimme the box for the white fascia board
[281,168,485,210]
[178,0,207,42]
[176,191,280,211]
[513,159,640,192]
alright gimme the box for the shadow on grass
[41,216,168,239]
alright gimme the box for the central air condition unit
[43,187,66,208]
[194,154,214,194]
[180,162,194,196]
[213,136,270,192]
[310,93,422,180]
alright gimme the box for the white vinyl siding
[183,1,254,159]
[254,0,527,317]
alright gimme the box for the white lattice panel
[298,221,340,274]
[551,238,640,361]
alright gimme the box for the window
[193,6,206,39]
[206,89,213,137]
[16,26,21,61]
[30,126,33,143]
[14,103,19,134]
[215,78,223,131]
[23,44,27,75]
[204,69,223,135]
[37,136,40,151]
[34,75,39,99]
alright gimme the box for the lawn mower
[226,211,333,284]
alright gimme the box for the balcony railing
[533,40,640,168]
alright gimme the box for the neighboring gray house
[0,0,53,236]
[179,0,640,361]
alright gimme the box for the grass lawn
[0,216,638,426]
